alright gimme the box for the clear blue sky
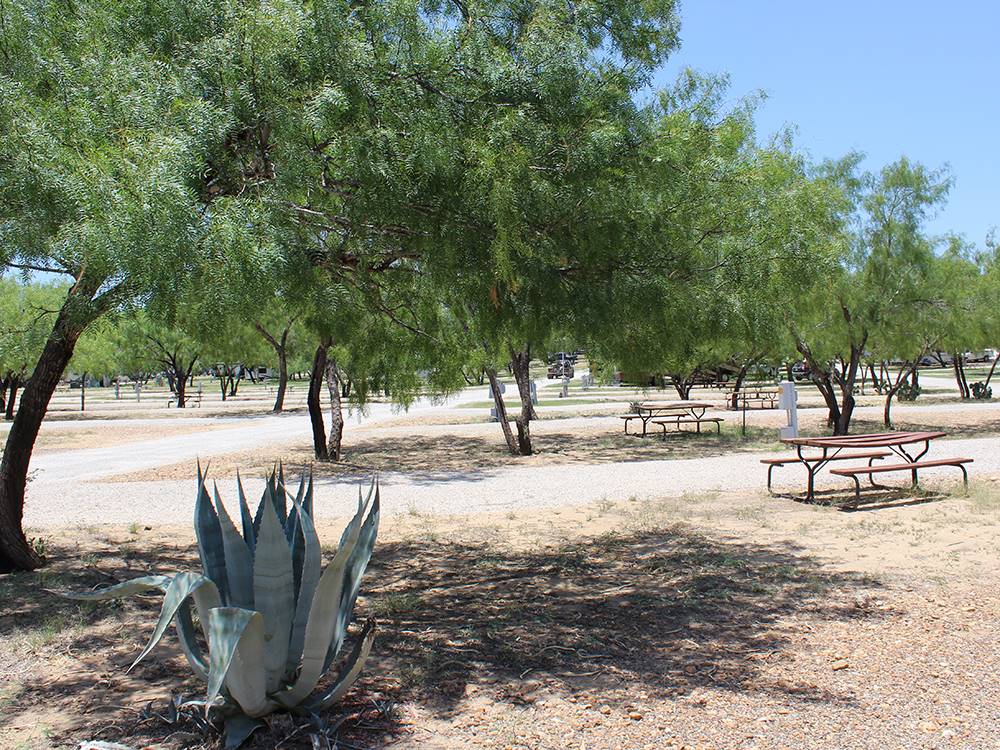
[652,1,999,244]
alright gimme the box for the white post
[778,381,798,439]
[488,381,506,422]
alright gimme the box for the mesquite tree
[0,1,229,570]
[790,156,951,435]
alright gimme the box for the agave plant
[67,465,380,749]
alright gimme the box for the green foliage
[971,382,992,400]
[0,280,65,381]
[66,467,380,748]
[895,382,922,402]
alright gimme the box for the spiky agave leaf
[252,491,294,693]
[128,572,221,672]
[286,472,312,601]
[195,470,229,604]
[63,575,172,600]
[274,493,369,708]
[329,483,380,663]
[224,714,266,750]
[214,483,253,608]
[205,607,269,715]
[285,490,321,676]
[65,573,220,681]
[236,470,256,554]
[307,618,377,711]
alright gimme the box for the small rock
[628,711,643,720]
[831,660,849,671]
[598,704,612,715]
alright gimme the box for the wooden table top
[638,401,708,411]
[782,431,947,449]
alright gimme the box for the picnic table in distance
[620,400,723,437]
[764,430,972,502]
[729,386,779,410]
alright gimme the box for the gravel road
[23,432,998,528]
[17,377,1000,528]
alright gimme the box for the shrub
[896,382,921,402]
[971,381,993,400]
[66,465,380,749]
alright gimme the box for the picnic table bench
[620,401,722,436]
[729,387,779,410]
[769,431,972,502]
[167,387,202,408]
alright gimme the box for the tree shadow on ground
[346,526,888,746]
[2,525,888,749]
[301,426,782,485]
[851,416,1000,440]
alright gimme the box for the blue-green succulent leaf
[285,494,321,675]
[63,575,171,600]
[252,493,294,692]
[236,470,256,554]
[130,572,220,672]
[224,713,266,750]
[308,618,376,711]
[195,474,229,604]
[327,483,380,666]
[214,483,254,608]
[174,597,210,681]
[205,607,259,709]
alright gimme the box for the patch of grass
[967,483,1000,515]
[20,613,78,654]
[371,592,423,618]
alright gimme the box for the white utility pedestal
[778,381,798,439]
[488,381,506,422]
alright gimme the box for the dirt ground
[3,479,999,750]
[0,422,227,454]
[100,402,1000,484]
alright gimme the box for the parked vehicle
[790,362,811,381]
[547,362,574,379]
[919,352,954,367]
[964,350,993,363]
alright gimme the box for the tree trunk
[5,377,19,421]
[784,363,793,382]
[218,372,227,401]
[984,351,1000,389]
[509,346,535,456]
[485,366,519,455]
[811,371,841,431]
[325,358,345,461]
[308,340,330,461]
[273,345,289,413]
[953,353,970,399]
[509,346,537,421]
[0,378,6,415]
[80,373,86,412]
[883,361,918,429]
[175,368,187,408]
[730,362,752,409]
[672,379,692,400]
[0,301,90,572]
[833,346,864,436]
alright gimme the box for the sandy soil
[2,483,999,750]
[0,421,228,453]
[99,400,1000,484]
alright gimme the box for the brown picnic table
[621,401,712,436]
[729,387,779,410]
[769,431,971,502]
